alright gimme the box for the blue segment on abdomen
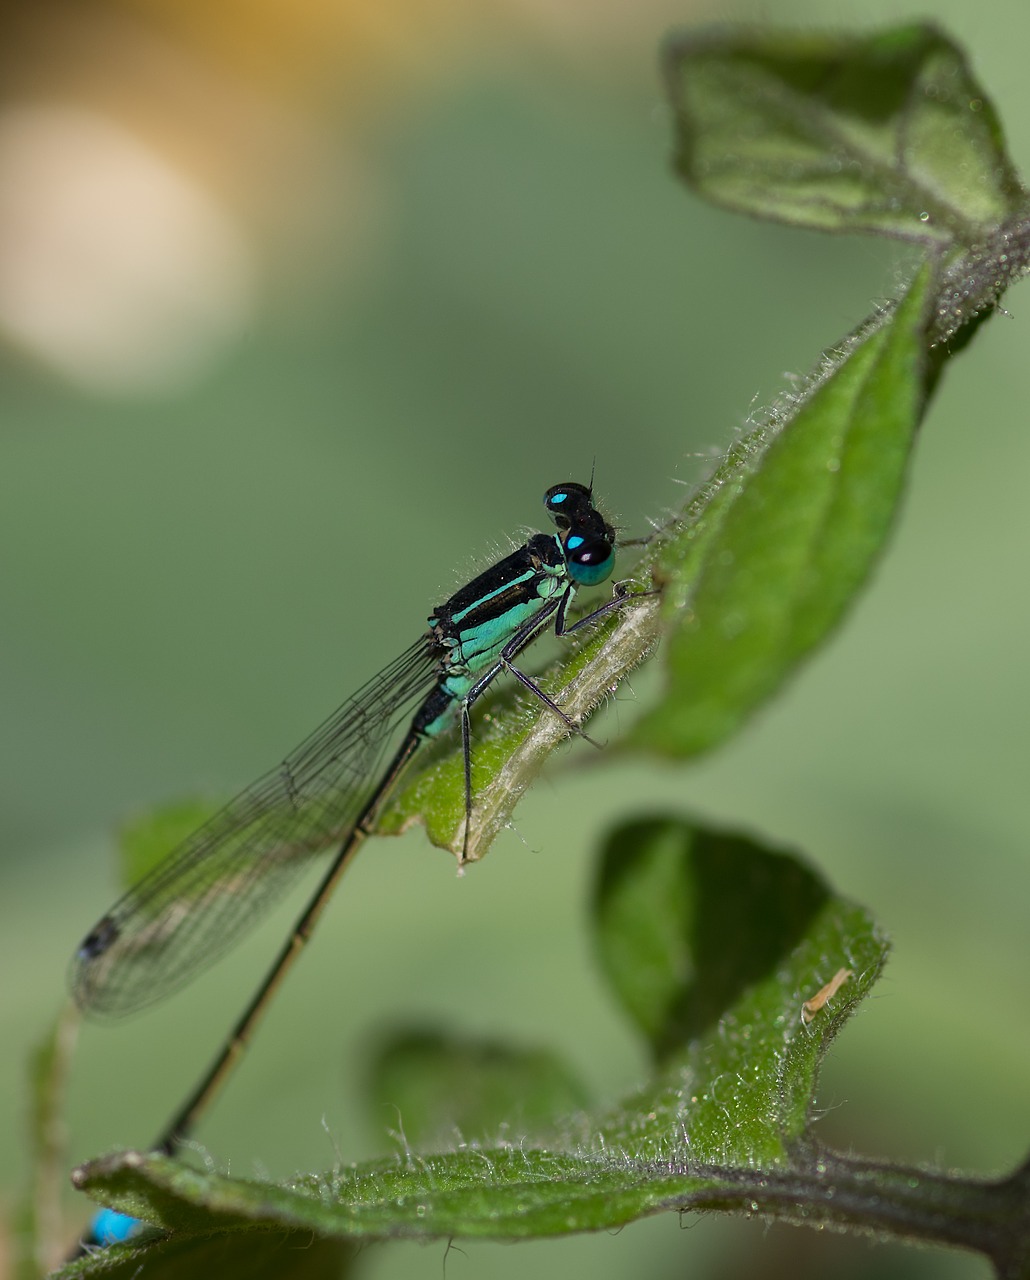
[90,1209,143,1245]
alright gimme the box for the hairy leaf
[663,23,1025,241]
[631,261,930,755]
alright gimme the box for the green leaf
[56,1229,352,1280]
[592,817,831,1062]
[365,1029,589,1148]
[62,819,888,1268]
[589,817,882,1165]
[664,23,1026,242]
[631,260,931,756]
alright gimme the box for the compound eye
[544,482,591,526]
[565,532,615,586]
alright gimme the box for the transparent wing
[70,638,439,1020]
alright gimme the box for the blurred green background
[2,0,1027,1276]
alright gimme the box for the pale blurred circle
[0,104,256,396]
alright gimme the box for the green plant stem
[678,1143,1030,1277]
[930,208,1030,347]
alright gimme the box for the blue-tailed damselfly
[71,480,636,1160]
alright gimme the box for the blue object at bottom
[90,1208,143,1245]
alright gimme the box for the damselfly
[71,480,636,1156]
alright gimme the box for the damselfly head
[543,481,616,587]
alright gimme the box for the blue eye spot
[551,492,568,504]
[567,535,584,549]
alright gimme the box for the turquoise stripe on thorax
[420,577,576,739]
[452,577,568,670]
[446,537,566,626]
[450,567,538,625]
